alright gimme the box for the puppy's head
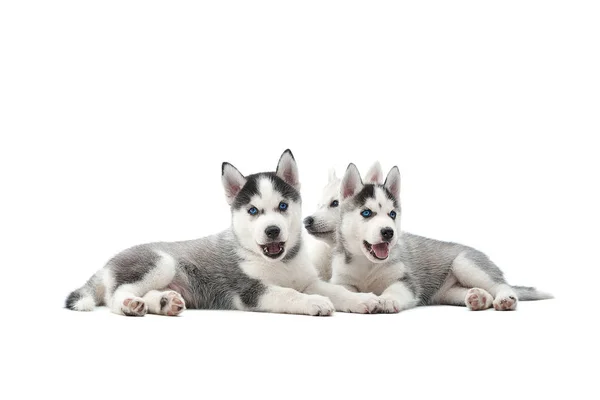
[304,162,384,246]
[338,163,401,263]
[222,149,302,262]
[303,168,340,245]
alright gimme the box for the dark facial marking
[232,173,300,210]
[380,185,400,208]
[353,184,399,209]
[353,184,376,207]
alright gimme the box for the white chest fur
[331,253,408,295]
[239,250,318,292]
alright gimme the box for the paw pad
[122,297,147,316]
[465,288,492,311]
[160,291,186,316]
[493,295,517,311]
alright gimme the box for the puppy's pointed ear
[276,149,300,190]
[341,163,363,200]
[364,161,383,184]
[328,167,338,183]
[384,166,401,200]
[222,162,246,205]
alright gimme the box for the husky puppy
[65,150,382,317]
[330,162,552,312]
[304,163,383,281]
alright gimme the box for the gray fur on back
[335,226,550,305]
[66,229,269,311]
[112,229,267,310]
[370,232,508,305]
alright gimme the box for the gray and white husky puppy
[65,150,383,317]
[324,162,552,312]
[304,163,383,281]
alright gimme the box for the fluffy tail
[512,285,553,301]
[65,271,103,311]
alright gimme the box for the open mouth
[260,242,285,259]
[363,241,390,260]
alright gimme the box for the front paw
[303,295,335,316]
[340,292,383,314]
[379,297,414,314]
[380,298,401,313]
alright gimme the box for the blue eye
[330,200,339,208]
[361,209,372,218]
[279,202,288,211]
[248,207,258,215]
[389,210,397,220]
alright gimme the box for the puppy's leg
[436,285,470,305]
[452,250,518,311]
[105,250,180,316]
[304,280,382,314]
[143,290,186,316]
[379,282,418,313]
[341,284,359,292]
[437,285,493,311]
[255,285,335,316]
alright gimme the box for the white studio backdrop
[1,1,598,400]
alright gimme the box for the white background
[1,1,599,399]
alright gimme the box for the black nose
[303,216,314,227]
[381,228,394,241]
[265,225,281,239]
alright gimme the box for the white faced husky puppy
[65,150,382,317]
[330,163,552,312]
[304,163,383,281]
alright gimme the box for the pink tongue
[372,243,389,259]
[267,243,281,254]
